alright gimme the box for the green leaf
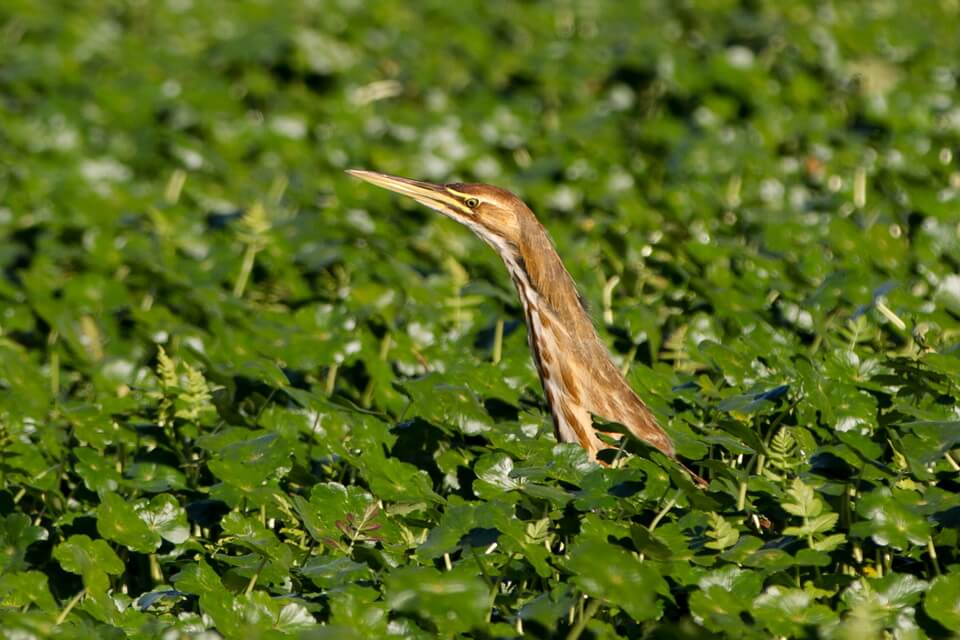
[716,384,789,415]
[206,432,293,491]
[764,427,799,478]
[473,453,522,498]
[795,548,831,567]
[784,512,839,537]
[211,356,290,390]
[124,462,187,492]
[518,585,576,631]
[196,588,243,636]
[53,535,124,592]
[0,571,58,613]
[328,584,389,637]
[898,420,960,475]
[384,565,489,634]
[137,493,190,544]
[690,566,764,634]
[782,478,823,518]
[751,586,836,636]
[74,447,122,494]
[97,492,162,553]
[78,587,137,626]
[301,556,372,589]
[0,513,47,573]
[356,454,442,503]
[172,558,224,597]
[806,512,840,535]
[294,482,396,547]
[6,2,960,636]
[629,525,674,561]
[851,488,930,549]
[566,538,667,622]
[418,499,512,560]
[870,572,928,609]
[841,574,929,630]
[924,572,960,631]
[403,375,493,435]
[220,512,289,565]
[417,497,553,578]
[274,599,317,633]
[199,589,316,636]
[809,533,847,552]
[704,512,740,551]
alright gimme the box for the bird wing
[527,287,707,487]
[583,362,676,458]
[530,301,675,457]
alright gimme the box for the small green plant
[705,513,740,551]
[151,346,216,427]
[783,478,846,553]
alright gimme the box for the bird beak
[346,169,461,216]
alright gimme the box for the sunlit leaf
[924,572,960,631]
[851,488,931,549]
[53,535,124,592]
[566,538,667,622]
[384,566,488,634]
[97,492,162,553]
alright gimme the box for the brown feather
[513,205,676,458]
[346,169,707,487]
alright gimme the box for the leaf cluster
[1,0,959,638]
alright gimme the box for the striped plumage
[347,170,704,487]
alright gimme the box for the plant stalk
[56,589,85,625]
[566,597,602,640]
[493,318,504,364]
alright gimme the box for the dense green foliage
[2,1,960,638]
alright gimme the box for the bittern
[348,170,706,488]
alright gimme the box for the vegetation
[2,1,959,638]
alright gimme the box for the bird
[347,169,706,488]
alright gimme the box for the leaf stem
[737,471,749,512]
[164,169,187,204]
[602,275,619,325]
[944,451,960,472]
[324,364,338,396]
[493,318,504,364]
[244,556,268,596]
[56,589,85,625]
[149,553,163,584]
[361,334,391,408]
[471,546,493,587]
[755,452,768,478]
[48,330,60,396]
[649,489,682,531]
[346,505,378,552]
[233,243,259,298]
[470,547,500,623]
[927,537,941,577]
[566,597,602,640]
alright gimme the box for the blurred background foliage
[1,0,959,638]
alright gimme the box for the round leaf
[97,492,162,553]
[924,572,960,631]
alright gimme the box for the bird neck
[511,215,595,331]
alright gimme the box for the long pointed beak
[346,169,461,216]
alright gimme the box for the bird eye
[464,197,480,209]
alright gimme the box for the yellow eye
[464,197,480,209]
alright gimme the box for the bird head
[346,170,525,249]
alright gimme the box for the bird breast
[521,291,609,457]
